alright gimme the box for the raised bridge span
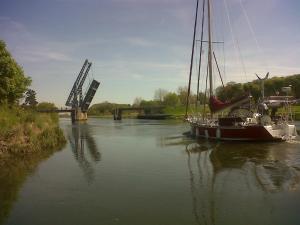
[38,59,100,122]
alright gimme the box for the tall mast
[185,0,200,118]
[207,0,213,97]
[196,0,206,112]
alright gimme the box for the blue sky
[1,0,300,106]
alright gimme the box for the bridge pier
[71,108,88,123]
[113,108,122,120]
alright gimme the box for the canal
[1,119,300,225]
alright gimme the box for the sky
[1,0,300,106]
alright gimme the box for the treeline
[88,102,131,115]
[88,74,300,116]
[87,87,204,116]
[216,74,300,102]
[133,87,206,108]
[131,73,300,109]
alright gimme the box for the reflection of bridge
[113,106,165,120]
[67,123,101,183]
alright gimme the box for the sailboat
[185,0,298,141]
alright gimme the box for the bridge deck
[37,109,74,113]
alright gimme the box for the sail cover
[209,95,250,113]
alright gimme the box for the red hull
[191,124,282,141]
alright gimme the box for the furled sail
[209,95,250,113]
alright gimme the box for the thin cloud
[0,17,73,63]
[125,37,156,47]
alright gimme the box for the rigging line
[220,0,226,84]
[238,0,269,71]
[207,0,213,98]
[213,52,225,88]
[202,61,209,120]
[185,0,200,118]
[196,0,206,113]
[223,39,226,84]
[223,0,248,80]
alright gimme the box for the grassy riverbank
[0,106,66,157]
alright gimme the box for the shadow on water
[0,148,64,225]
[66,122,101,184]
[161,135,300,225]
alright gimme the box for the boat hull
[190,124,289,141]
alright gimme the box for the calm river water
[1,119,300,225]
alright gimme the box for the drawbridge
[65,59,100,122]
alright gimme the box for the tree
[177,86,187,105]
[163,92,179,106]
[197,92,208,104]
[24,89,38,107]
[154,88,168,102]
[216,82,244,102]
[0,40,31,105]
[36,102,57,111]
[132,97,143,107]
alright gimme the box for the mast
[207,0,213,97]
[196,0,206,112]
[185,0,200,118]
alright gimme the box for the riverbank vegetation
[0,106,66,157]
[0,40,65,157]
[88,74,300,120]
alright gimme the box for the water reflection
[161,135,300,225]
[66,122,101,183]
[208,142,300,192]
[0,149,64,225]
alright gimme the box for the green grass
[293,105,300,120]
[0,106,66,156]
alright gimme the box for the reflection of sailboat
[184,141,300,224]
[186,142,216,225]
[160,135,300,224]
[67,123,101,183]
[209,143,300,192]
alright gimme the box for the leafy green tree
[36,102,58,111]
[140,100,161,107]
[88,101,130,115]
[197,92,208,104]
[24,89,38,107]
[216,74,300,102]
[177,86,188,105]
[163,92,179,106]
[0,40,31,105]
[216,82,245,102]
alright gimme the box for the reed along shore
[0,106,66,158]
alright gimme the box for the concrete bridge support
[113,108,122,120]
[71,108,88,122]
